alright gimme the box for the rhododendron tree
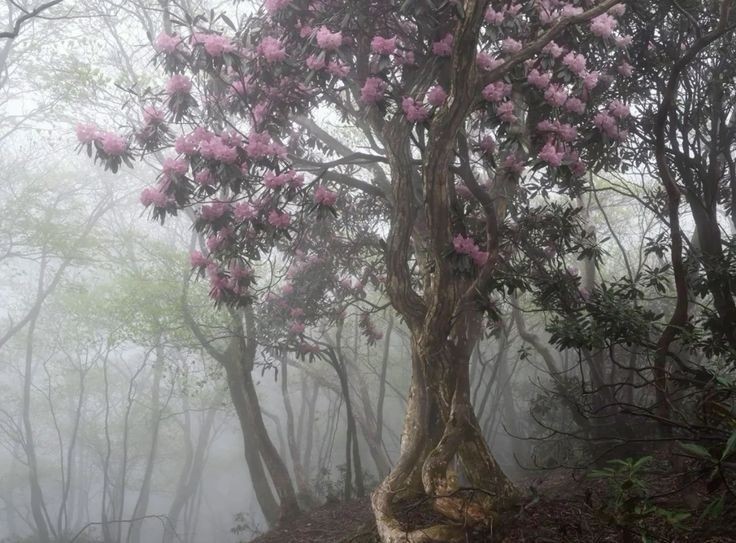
[82,0,638,539]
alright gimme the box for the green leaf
[720,430,736,461]
[221,13,237,31]
[679,442,714,460]
[700,494,725,521]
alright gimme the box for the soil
[249,468,736,543]
[249,497,376,543]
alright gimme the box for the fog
[2,1,736,543]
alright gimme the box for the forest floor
[250,464,736,543]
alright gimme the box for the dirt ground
[249,469,736,543]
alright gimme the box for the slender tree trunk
[222,357,280,526]
[280,358,313,503]
[22,308,52,543]
[162,397,219,543]
[302,379,319,477]
[128,340,167,543]
[327,343,365,499]
[181,273,299,524]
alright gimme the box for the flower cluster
[452,235,489,268]
[80,0,636,340]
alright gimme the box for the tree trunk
[181,275,299,525]
[22,309,52,543]
[128,339,166,543]
[162,396,219,543]
[280,358,314,504]
[372,328,517,543]
[302,379,319,476]
[222,356,281,527]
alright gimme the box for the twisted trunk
[372,327,517,543]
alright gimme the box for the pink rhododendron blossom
[140,186,169,207]
[195,169,214,186]
[326,60,350,77]
[618,61,634,77]
[258,36,286,62]
[371,36,397,55]
[154,33,179,53]
[565,97,586,114]
[506,3,522,15]
[544,84,569,107]
[206,227,231,253]
[190,251,209,268]
[316,27,342,50]
[503,153,526,174]
[200,34,233,56]
[99,132,127,156]
[361,77,387,104]
[200,139,238,163]
[543,41,564,58]
[246,131,286,159]
[590,14,618,38]
[166,74,192,95]
[593,111,621,138]
[229,80,248,97]
[502,38,522,54]
[582,71,600,91]
[234,202,257,221]
[264,0,290,13]
[175,134,199,155]
[568,151,588,176]
[401,97,428,123]
[143,106,165,124]
[615,35,633,48]
[527,69,552,89]
[306,54,326,70]
[432,34,453,57]
[289,321,306,335]
[484,7,504,25]
[452,235,489,267]
[229,262,251,279]
[476,52,502,71]
[538,142,565,167]
[264,170,304,190]
[426,85,448,107]
[557,123,578,142]
[76,123,98,144]
[563,52,587,75]
[314,186,338,206]
[537,120,577,142]
[479,136,496,153]
[162,157,188,176]
[608,100,631,119]
[482,81,511,102]
[200,201,230,222]
[268,210,291,228]
[496,101,517,123]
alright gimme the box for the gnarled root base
[371,420,517,543]
[372,482,513,543]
